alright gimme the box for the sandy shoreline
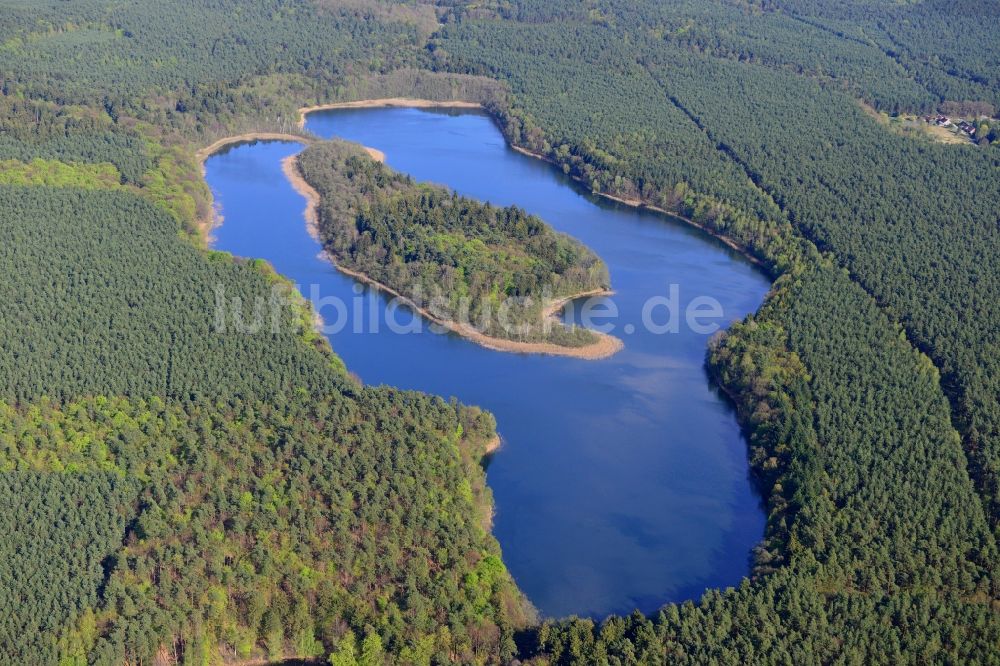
[194,132,310,237]
[295,100,758,266]
[202,102,761,273]
[333,263,623,360]
[201,99,763,360]
[297,98,483,129]
[198,131,383,168]
[197,132,383,237]
[281,154,322,240]
[484,435,502,456]
[362,145,386,162]
[196,132,309,167]
[281,153,622,360]
[508,144,765,269]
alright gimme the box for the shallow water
[206,107,771,619]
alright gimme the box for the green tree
[360,631,384,666]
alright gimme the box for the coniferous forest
[0,0,998,664]
[297,140,609,346]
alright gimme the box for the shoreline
[281,153,623,360]
[280,154,322,240]
[507,144,766,269]
[297,98,483,129]
[198,132,383,237]
[195,132,310,238]
[334,263,624,360]
[484,434,502,456]
[203,100,766,361]
[362,145,386,162]
[196,132,310,167]
[294,100,758,268]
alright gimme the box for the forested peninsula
[294,140,619,358]
[0,0,998,664]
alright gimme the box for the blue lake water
[205,107,771,619]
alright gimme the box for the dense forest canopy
[2,391,526,665]
[428,1,1000,659]
[0,0,998,663]
[297,140,609,346]
[0,182,530,664]
[436,0,1000,524]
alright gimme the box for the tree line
[431,0,1000,660]
[297,139,609,346]
[0,0,999,661]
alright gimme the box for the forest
[430,1,1000,660]
[0,182,530,664]
[297,140,609,346]
[436,0,1000,527]
[0,0,998,663]
[1,392,527,665]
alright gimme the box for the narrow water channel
[206,107,771,619]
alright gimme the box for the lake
[205,107,771,619]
